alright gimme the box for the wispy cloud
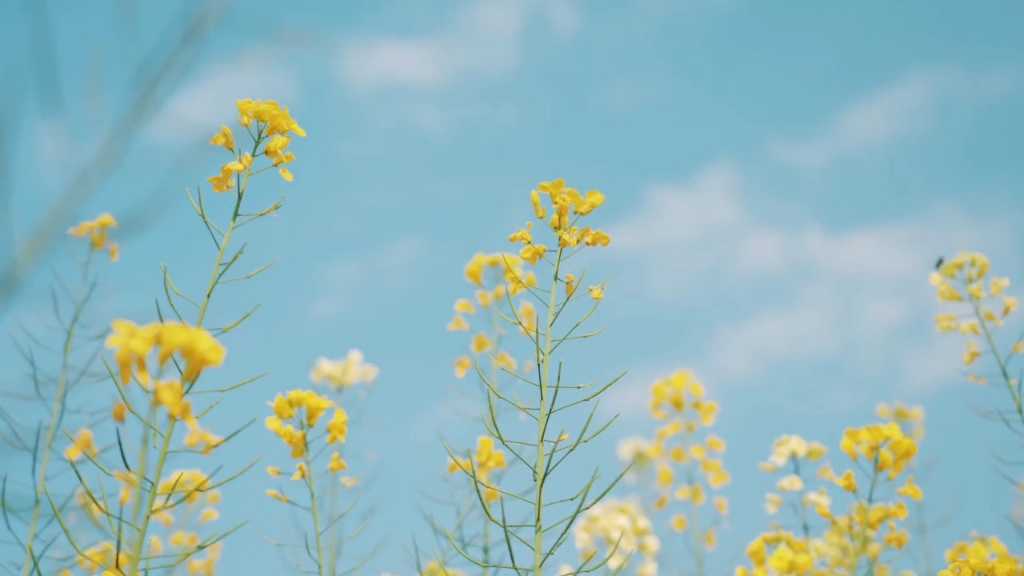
[309,238,426,321]
[148,50,299,143]
[769,68,1020,170]
[336,0,578,92]
[607,162,1015,410]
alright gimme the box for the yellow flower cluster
[264,389,349,502]
[573,497,660,576]
[67,212,119,261]
[615,371,728,573]
[65,428,99,462]
[837,422,918,482]
[735,530,815,576]
[875,401,925,442]
[758,435,828,517]
[449,252,537,379]
[446,435,507,503]
[737,421,924,576]
[511,178,610,299]
[940,533,1023,576]
[931,251,1020,379]
[207,99,305,192]
[68,540,130,575]
[105,319,226,387]
[309,349,379,389]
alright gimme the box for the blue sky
[3,0,1024,574]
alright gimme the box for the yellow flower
[266,489,289,503]
[588,286,604,301]
[704,527,717,551]
[764,493,783,515]
[495,351,517,372]
[207,164,237,193]
[454,355,473,379]
[706,434,727,452]
[183,422,223,456]
[199,507,219,524]
[112,402,127,423]
[713,496,728,515]
[991,277,1011,296]
[105,320,160,385]
[582,227,611,247]
[67,213,119,259]
[454,298,476,315]
[308,350,379,389]
[327,408,349,445]
[776,474,804,492]
[520,244,547,266]
[671,514,688,532]
[530,190,547,220]
[1003,296,1019,317]
[156,321,227,382]
[897,475,923,501]
[292,462,308,480]
[267,466,282,479]
[935,313,959,332]
[835,469,858,492]
[446,315,469,331]
[154,378,195,423]
[209,125,235,151]
[329,452,348,473]
[655,463,674,487]
[963,341,981,365]
[65,428,99,461]
[509,222,533,244]
[471,333,492,354]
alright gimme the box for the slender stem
[791,457,811,543]
[683,430,704,576]
[973,300,1024,426]
[304,422,326,576]
[125,138,256,574]
[21,250,94,575]
[534,247,563,575]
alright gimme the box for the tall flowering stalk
[929,251,1024,575]
[431,252,538,572]
[45,98,304,575]
[874,402,936,576]
[735,425,922,576]
[264,389,353,576]
[261,352,379,575]
[308,351,379,572]
[613,370,730,576]
[443,178,624,575]
[3,214,118,575]
[931,252,1022,425]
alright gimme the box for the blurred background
[2,0,1024,573]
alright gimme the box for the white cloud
[309,238,426,320]
[608,163,1014,399]
[148,50,298,143]
[336,0,579,92]
[769,68,1019,170]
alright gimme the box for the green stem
[973,299,1024,427]
[854,454,881,576]
[534,247,563,575]
[791,457,812,543]
[683,431,705,576]
[21,251,94,575]
[125,141,255,574]
[304,423,326,576]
